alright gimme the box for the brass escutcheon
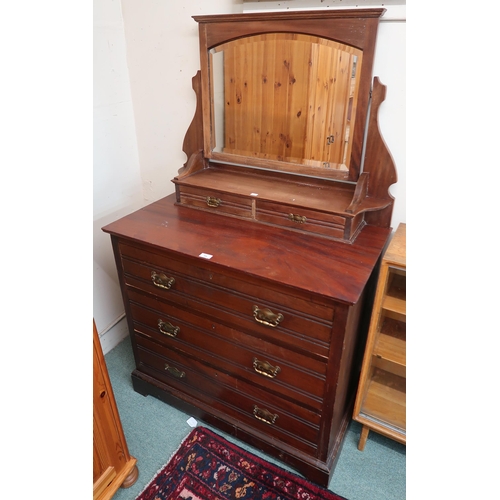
[288,213,307,224]
[252,305,284,327]
[253,405,278,425]
[253,358,281,378]
[164,364,185,378]
[206,196,221,208]
[158,319,180,338]
[151,271,175,290]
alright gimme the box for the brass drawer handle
[151,271,175,290]
[288,213,307,224]
[253,405,278,425]
[164,364,185,378]
[158,319,180,338]
[206,196,221,208]
[253,358,281,378]
[252,305,284,328]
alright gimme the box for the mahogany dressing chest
[103,9,397,487]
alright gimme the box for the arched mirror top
[210,34,362,176]
[194,9,386,182]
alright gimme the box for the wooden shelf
[374,333,405,376]
[383,271,406,319]
[353,223,406,450]
[387,272,406,297]
[375,333,405,363]
[359,369,406,431]
[379,315,405,342]
[373,313,406,377]
[382,295,406,318]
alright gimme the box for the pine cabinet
[353,223,406,450]
[93,320,138,499]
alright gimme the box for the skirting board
[99,316,130,355]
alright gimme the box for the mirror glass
[209,33,363,174]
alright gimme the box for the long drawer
[127,289,327,410]
[135,334,320,456]
[119,243,335,358]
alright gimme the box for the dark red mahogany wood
[175,9,396,243]
[102,8,398,488]
[103,195,389,304]
[102,194,391,487]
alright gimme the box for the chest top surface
[103,194,390,305]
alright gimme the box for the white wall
[93,0,145,351]
[119,0,244,203]
[93,0,242,352]
[372,15,406,230]
[93,0,406,353]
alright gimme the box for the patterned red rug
[136,426,347,500]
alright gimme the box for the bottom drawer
[134,335,320,455]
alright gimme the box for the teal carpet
[104,338,406,500]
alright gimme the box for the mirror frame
[193,9,386,183]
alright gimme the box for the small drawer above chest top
[173,164,370,243]
[177,185,254,219]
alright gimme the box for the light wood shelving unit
[353,223,406,450]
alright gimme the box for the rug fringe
[134,426,198,499]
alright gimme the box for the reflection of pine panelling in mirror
[216,34,362,169]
